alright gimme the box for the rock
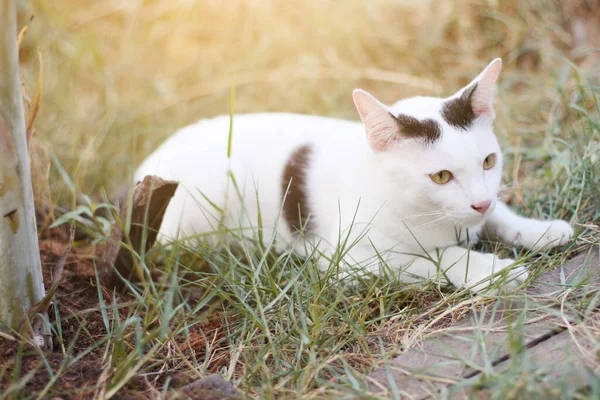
[173,374,243,400]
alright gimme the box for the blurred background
[15,0,600,206]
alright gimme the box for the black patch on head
[281,144,314,234]
[390,113,441,145]
[442,83,478,130]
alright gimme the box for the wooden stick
[0,0,51,349]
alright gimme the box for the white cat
[134,58,573,293]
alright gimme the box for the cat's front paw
[499,219,573,252]
[468,257,528,294]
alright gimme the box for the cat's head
[353,58,503,228]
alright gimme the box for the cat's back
[135,112,364,242]
[134,112,362,182]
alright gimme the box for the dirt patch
[0,350,104,399]
[0,221,234,398]
[0,174,221,398]
[175,312,232,374]
[0,228,123,398]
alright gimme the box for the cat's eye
[483,153,496,170]
[430,170,453,184]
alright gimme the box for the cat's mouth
[458,201,496,227]
[409,200,496,229]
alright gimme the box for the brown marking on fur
[390,113,441,145]
[281,145,314,234]
[442,83,478,130]
[4,209,19,233]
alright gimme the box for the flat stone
[174,374,243,400]
[528,246,600,297]
[367,247,600,399]
[448,319,600,399]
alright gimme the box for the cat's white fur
[134,59,573,293]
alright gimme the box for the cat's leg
[337,243,527,293]
[485,202,573,251]
[401,246,528,293]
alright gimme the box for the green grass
[2,0,600,399]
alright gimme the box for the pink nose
[471,200,491,214]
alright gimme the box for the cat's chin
[454,214,489,230]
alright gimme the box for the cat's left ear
[353,89,402,151]
[447,58,502,124]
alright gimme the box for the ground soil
[0,225,226,399]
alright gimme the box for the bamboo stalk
[0,0,50,348]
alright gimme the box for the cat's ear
[352,89,401,151]
[447,58,502,124]
[470,58,502,118]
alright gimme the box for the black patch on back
[281,144,314,234]
[390,113,442,145]
[442,83,478,130]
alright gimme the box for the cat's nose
[471,200,491,214]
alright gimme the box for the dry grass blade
[25,48,44,142]
[16,15,33,49]
[0,331,16,341]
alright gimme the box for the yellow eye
[483,153,496,170]
[430,170,453,184]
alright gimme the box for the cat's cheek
[485,176,502,201]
